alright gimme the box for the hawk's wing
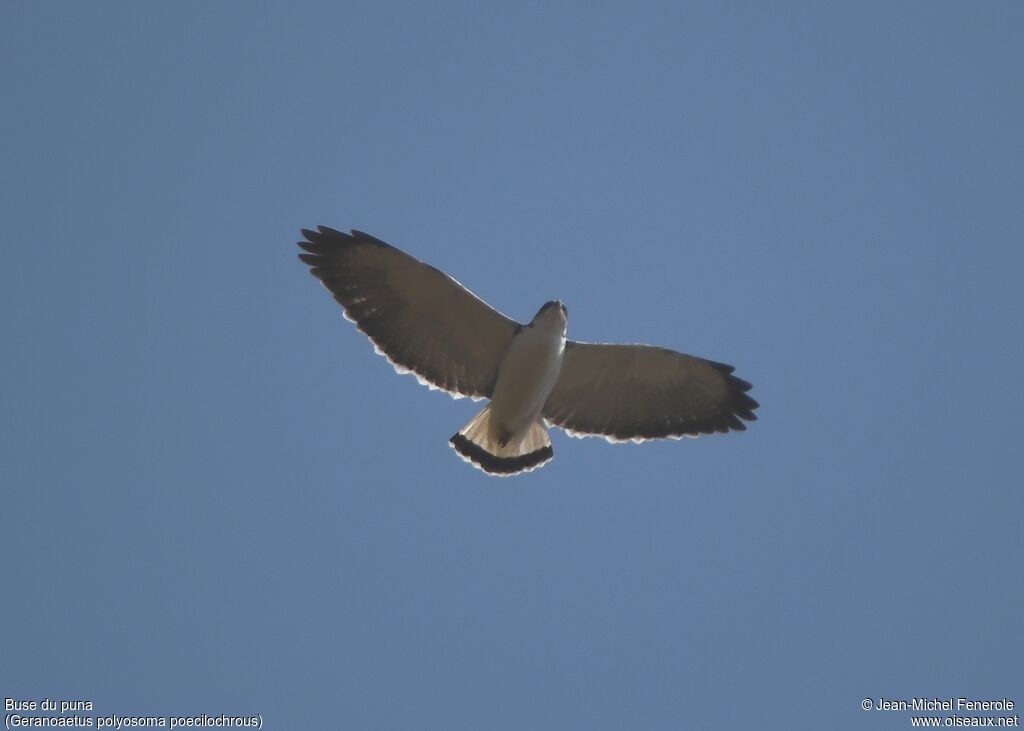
[542,341,758,442]
[298,226,521,400]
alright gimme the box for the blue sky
[2,2,1021,729]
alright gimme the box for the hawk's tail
[449,406,553,477]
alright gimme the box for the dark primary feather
[542,341,759,442]
[297,226,521,400]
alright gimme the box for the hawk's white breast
[488,303,567,446]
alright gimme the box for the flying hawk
[297,227,758,476]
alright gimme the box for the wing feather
[297,227,521,400]
[542,341,758,442]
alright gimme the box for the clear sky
[2,2,1021,729]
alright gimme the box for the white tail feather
[449,406,553,476]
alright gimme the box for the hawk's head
[534,299,567,318]
[531,300,568,334]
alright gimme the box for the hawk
[297,227,758,476]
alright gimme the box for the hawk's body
[297,226,758,476]
[488,302,566,447]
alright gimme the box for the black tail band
[449,434,553,476]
